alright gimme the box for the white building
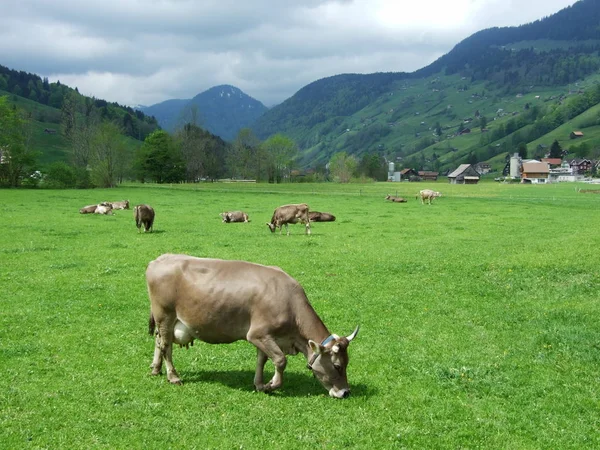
[548,161,585,183]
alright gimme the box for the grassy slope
[1,182,599,448]
[298,70,600,172]
[1,90,144,168]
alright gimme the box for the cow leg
[248,335,287,392]
[150,333,163,375]
[305,222,311,235]
[253,348,269,389]
[285,223,289,236]
[157,321,182,385]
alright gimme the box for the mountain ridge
[139,84,268,141]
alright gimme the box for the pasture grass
[1,182,599,449]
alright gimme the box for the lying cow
[417,189,442,205]
[79,204,97,214]
[106,200,130,210]
[220,211,250,223]
[385,195,407,203]
[147,254,359,398]
[134,204,155,232]
[94,203,113,215]
[267,203,311,235]
[309,211,336,222]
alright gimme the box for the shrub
[43,162,76,189]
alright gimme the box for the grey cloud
[0,0,578,107]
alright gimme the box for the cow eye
[333,364,342,372]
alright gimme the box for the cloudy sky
[0,0,578,107]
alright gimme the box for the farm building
[418,171,439,181]
[447,164,480,184]
[541,158,562,167]
[569,159,592,174]
[548,161,585,182]
[521,161,550,183]
[400,168,420,181]
[570,131,584,139]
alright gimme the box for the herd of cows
[78,190,441,398]
[79,200,155,233]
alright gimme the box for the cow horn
[346,325,360,342]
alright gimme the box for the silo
[510,153,521,178]
[388,162,395,180]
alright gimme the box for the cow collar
[306,334,336,370]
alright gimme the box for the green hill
[252,0,600,172]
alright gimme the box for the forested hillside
[252,0,600,174]
[0,64,160,187]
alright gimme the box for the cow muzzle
[329,387,350,399]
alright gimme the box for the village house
[447,164,480,184]
[569,158,593,174]
[548,161,585,183]
[541,158,562,168]
[521,161,550,183]
[418,171,439,181]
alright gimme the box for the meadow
[1,181,599,449]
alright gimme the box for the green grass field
[1,182,599,449]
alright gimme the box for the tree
[135,130,184,183]
[227,129,262,180]
[90,122,128,188]
[479,116,488,131]
[0,96,38,187]
[329,152,357,183]
[517,142,528,159]
[549,140,563,158]
[262,134,297,183]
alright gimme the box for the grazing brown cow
[266,203,311,235]
[220,211,250,223]
[79,204,98,214]
[147,254,359,398]
[385,195,407,203]
[309,211,336,222]
[94,203,114,215]
[417,189,442,205]
[134,204,155,233]
[107,200,130,210]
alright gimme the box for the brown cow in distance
[309,211,336,222]
[134,204,155,233]
[146,254,360,398]
[79,204,98,214]
[385,195,407,203]
[220,211,250,223]
[266,203,311,235]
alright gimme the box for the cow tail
[148,312,156,336]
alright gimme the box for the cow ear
[308,340,323,355]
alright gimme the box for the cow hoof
[169,378,182,385]
[150,369,162,376]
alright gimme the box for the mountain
[139,85,268,141]
[252,0,600,172]
[138,98,189,132]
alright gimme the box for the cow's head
[307,326,359,399]
[266,222,276,232]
